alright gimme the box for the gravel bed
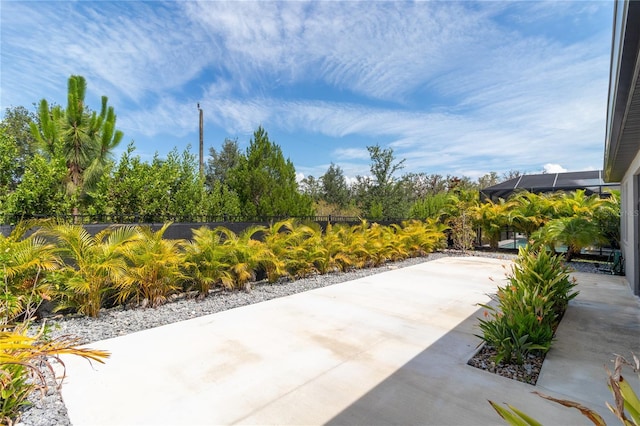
[15,250,599,426]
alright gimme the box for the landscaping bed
[16,250,601,426]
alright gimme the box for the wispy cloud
[1,0,613,181]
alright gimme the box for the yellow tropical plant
[262,219,320,280]
[393,219,448,257]
[283,222,325,279]
[315,223,352,274]
[365,222,405,266]
[472,198,515,250]
[42,223,140,317]
[181,226,232,298]
[345,219,377,269]
[214,225,275,290]
[1,322,109,425]
[0,221,60,324]
[117,223,186,307]
[509,191,556,238]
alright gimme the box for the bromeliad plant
[477,245,578,365]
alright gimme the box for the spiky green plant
[509,191,556,238]
[533,216,606,261]
[477,245,577,364]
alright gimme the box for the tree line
[1,75,523,224]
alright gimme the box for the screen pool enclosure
[481,170,619,202]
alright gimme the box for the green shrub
[477,245,578,364]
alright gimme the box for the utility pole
[198,103,204,177]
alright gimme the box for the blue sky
[1,1,613,182]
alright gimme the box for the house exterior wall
[619,149,640,296]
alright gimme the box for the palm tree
[214,225,275,291]
[263,219,324,279]
[555,189,604,219]
[117,223,186,308]
[316,223,352,274]
[531,190,613,260]
[509,191,556,238]
[533,217,605,261]
[0,220,60,323]
[43,223,139,317]
[393,219,448,257]
[472,198,514,250]
[181,226,232,298]
[31,75,123,219]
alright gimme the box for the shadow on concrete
[326,273,640,426]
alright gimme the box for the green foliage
[409,192,449,220]
[228,126,314,219]
[0,323,109,425]
[44,223,140,317]
[353,144,410,219]
[201,180,242,220]
[3,154,69,221]
[117,223,186,308]
[477,245,577,365]
[0,128,20,193]
[472,198,514,249]
[205,138,241,189]
[0,221,60,324]
[181,226,232,297]
[533,216,606,261]
[0,106,38,187]
[30,75,123,216]
[443,190,478,251]
[321,163,350,208]
[529,190,611,260]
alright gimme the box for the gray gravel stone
[15,250,599,426]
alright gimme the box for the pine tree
[30,75,123,218]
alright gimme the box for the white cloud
[543,163,568,174]
[0,1,613,179]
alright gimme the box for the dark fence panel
[0,216,409,239]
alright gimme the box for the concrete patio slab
[58,257,640,425]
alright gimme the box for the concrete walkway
[59,257,640,425]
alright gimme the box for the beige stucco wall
[619,147,640,296]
